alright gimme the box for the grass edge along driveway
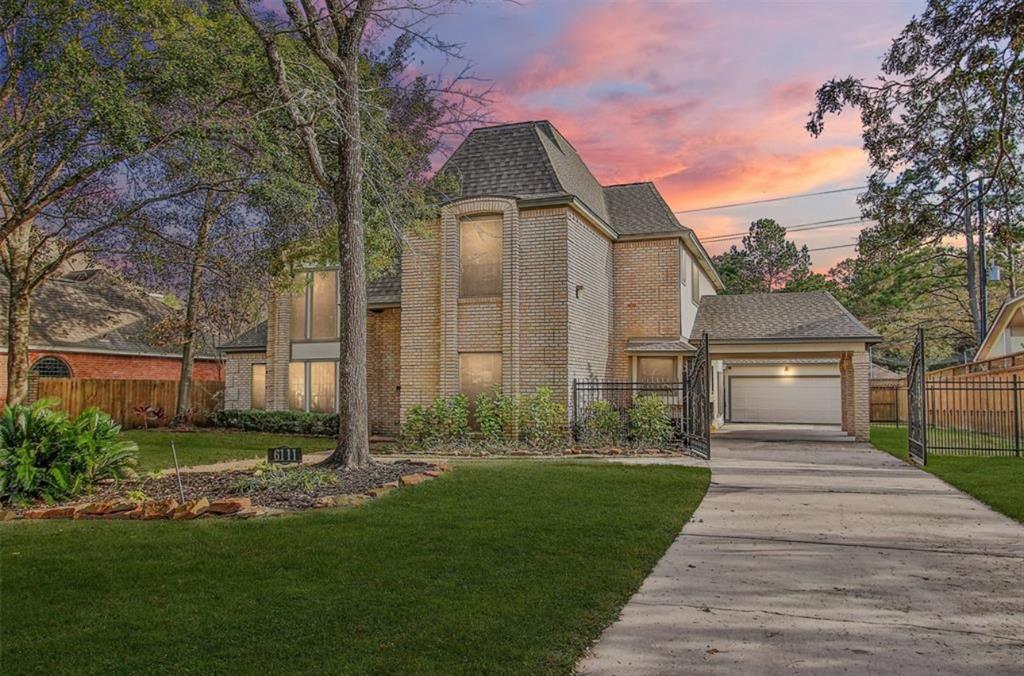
[2,461,709,675]
[870,425,1023,523]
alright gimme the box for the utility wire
[703,216,874,243]
[674,185,868,214]
[806,242,858,252]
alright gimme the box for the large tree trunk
[172,190,216,425]
[963,185,981,345]
[4,226,33,405]
[323,61,370,468]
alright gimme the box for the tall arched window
[31,356,71,378]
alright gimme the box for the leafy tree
[712,218,813,293]
[236,0,484,467]
[808,0,1023,345]
[0,0,236,404]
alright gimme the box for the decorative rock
[399,473,425,487]
[335,494,370,507]
[142,498,178,520]
[433,462,451,472]
[104,506,143,520]
[0,510,19,521]
[609,447,622,456]
[79,501,117,516]
[24,505,79,520]
[208,497,252,515]
[367,485,394,498]
[382,481,399,489]
[171,497,209,520]
[423,470,442,478]
[233,507,267,519]
[314,496,337,508]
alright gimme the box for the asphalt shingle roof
[690,292,880,343]
[0,269,218,358]
[219,321,267,352]
[604,182,688,235]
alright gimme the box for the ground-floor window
[636,356,676,382]
[251,363,266,410]
[459,352,501,426]
[31,356,71,378]
[288,360,337,413]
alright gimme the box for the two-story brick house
[221,121,880,440]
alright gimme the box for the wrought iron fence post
[1014,375,1021,458]
[571,378,578,443]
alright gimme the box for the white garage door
[729,376,841,424]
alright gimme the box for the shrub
[0,399,138,505]
[628,395,673,446]
[475,389,517,443]
[518,388,566,449]
[207,409,338,436]
[232,466,340,494]
[581,400,625,446]
[401,395,470,449]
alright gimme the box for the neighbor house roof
[0,268,218,359]
[974,294,1024,361]
[870,363,905,380]
[690,292,881,343]
[625,338,695,353]
[219,272,401,352]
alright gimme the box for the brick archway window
[31,356,71,378]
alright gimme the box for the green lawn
[1,462,709,675]
[122,429,336,472]
[871,426,1024,522]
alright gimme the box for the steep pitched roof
[0,269,218,358]
[220,321,267,352]
[440,121,609,224]
[604,182,687,235]
[691,292,880,343]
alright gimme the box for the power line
[806,242,858,252]
[674,185,868,214]
[702,216,874,243]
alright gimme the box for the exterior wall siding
[224,351,264,411]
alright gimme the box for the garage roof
[691,292,880,343]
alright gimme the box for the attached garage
[728,375,841,424]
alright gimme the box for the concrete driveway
[578,425,1024,675]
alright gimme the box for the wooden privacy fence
[870,382,908,425]
[33,378,224,429]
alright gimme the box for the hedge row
[206,409,337,436]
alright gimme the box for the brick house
[0,268,222,404]
[221,121,879,439]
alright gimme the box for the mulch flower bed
[2,460,447,521]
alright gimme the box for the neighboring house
[975,295,1024,361]
[221,120,880,440]
[0,268,222,404]
[870,363,905,384]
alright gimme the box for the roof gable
[975,295,1024,361]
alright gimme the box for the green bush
[401,395,470,450]
[474,389,517,443]
[582,400,625,446]
[232,466,340,494]
[628,395,673,446]
[207,409,337,436]
[0,399,138,505]
[519,388,567,449]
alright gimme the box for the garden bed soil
[7,460,438,515]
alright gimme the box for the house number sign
[267,446,302,464]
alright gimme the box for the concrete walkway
[578,426,1024,675]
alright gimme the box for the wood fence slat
[33,378,224,429]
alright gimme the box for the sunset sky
[424,0,923,270]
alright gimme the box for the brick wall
[400,220,442,417]
[611,239,682,379]
[367,308,400,435]
[224,351,264,411]
[265,289,291,410]
[566,209,613,400]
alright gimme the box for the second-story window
[460,215,502,297]
[290,270,338,341]
[691,261,700,304]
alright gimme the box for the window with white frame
[460,215,502,297]
[691,261,700,304]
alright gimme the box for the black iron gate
[683,333,711,459]
[907,327,927,465]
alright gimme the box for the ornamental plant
[401,395,470,450]
[0,399,138,505]
[628,395,673,446]
[582,400,625,446]
[518,388,566,449]
[474,389,517,443]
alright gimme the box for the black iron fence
[923,375,1023,456]
[571,379,687,449]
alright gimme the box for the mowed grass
[871,426,1024,522]
[1,462,709,675]
[122,429,336,472]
